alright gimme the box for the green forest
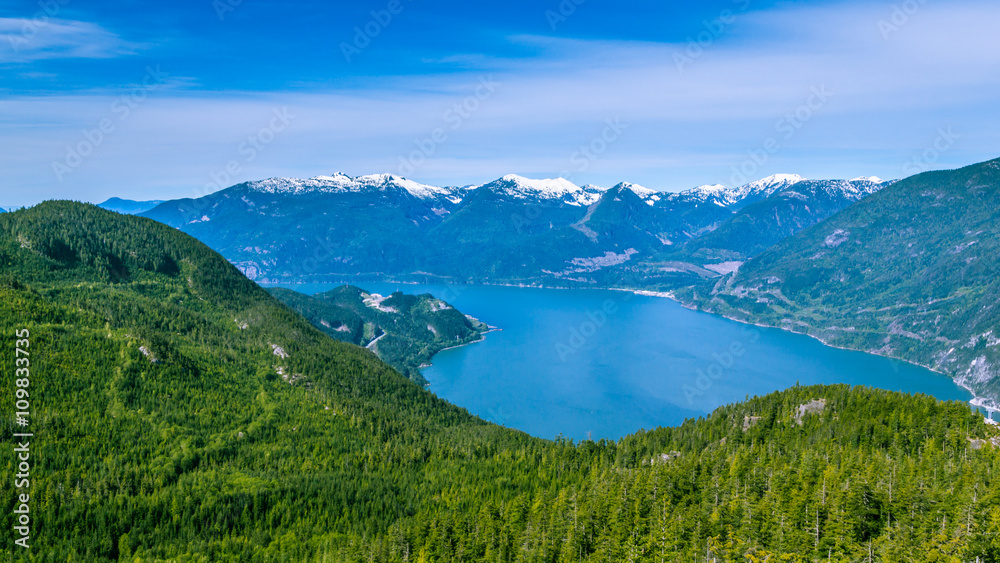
[2,202,1000,562]
[268,286,489,384]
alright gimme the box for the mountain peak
[850,176,884,183]
[676,184,731,206]
[614,182,656,196]
[314,172,354,182]
[728,174,807,204]
[607,182,662,206]
[497,174,581,193]
[672,175,807,208]
[757,173,805,185]
[690,183,727,195]
[475,175,601,206]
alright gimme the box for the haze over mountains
[98,197,165,215]
[140,172,889,287]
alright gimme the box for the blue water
[270,282,977,441]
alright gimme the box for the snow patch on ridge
[247,173,455,200]
[499,174,580,194]
[684,184,730,206]
[728,174,806,202]
[614,182,662,206]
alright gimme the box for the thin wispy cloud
[0,18,134,62]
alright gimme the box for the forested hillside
[0,202,541,560]
[679,158,1000,407]
[268,286,490,383]
[2,202,999,561]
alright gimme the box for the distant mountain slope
[675,177,890,263]
[268,285,490,382]
[678,158,1000,405]
[615,177,888,289]
[142,175,451,280]
[98,197,165,215]
[141,173,653,285]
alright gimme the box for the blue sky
[1,0,999,207]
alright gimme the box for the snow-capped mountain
[663,174,892,211]
[470,174,604,207]
[675,176,893,262]
[614,182,663,206]
[674,174,806,209]
[731,173,806,201]
[246,173,460,201]
[230,171,885,213]
[670,184,731,206]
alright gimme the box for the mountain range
[141,172,888,287]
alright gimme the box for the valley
[133,159,1000,410]
[675,158,1000,410]
[2,197,999,560]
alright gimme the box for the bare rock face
[795,399,827,425]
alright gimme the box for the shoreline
[258,278,618,294]
[420,326,502,372]
[261,278,1000,419]
[621,287,1000,418]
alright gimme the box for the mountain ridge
[675,157,1000,408]
[98,197,165,215]
[161,171,881,210]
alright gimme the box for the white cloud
[0,18,133,62]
